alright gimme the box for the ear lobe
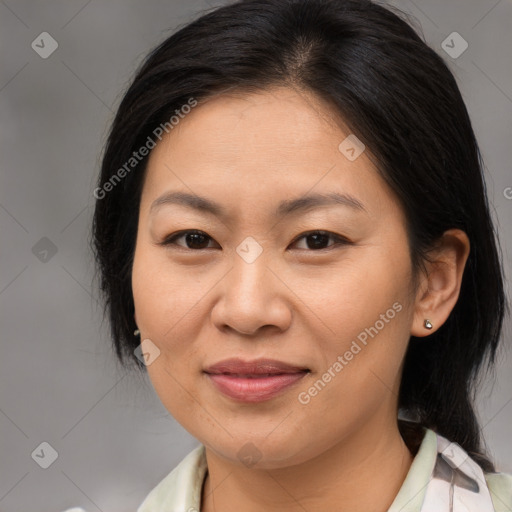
[411,228,470,337]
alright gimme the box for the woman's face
[132,87,419,468]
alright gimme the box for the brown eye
[291,231,351,251]
[160,230,218,250]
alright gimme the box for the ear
[411,228,470,337]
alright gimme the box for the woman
[91,0,512,510]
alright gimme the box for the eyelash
[158,229,352,252]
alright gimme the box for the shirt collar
[388,427,438,511]
[137,426,493,512]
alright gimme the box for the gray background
[0,0,511,510]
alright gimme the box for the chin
[202,432,320,470]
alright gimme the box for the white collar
[137,427,495,511]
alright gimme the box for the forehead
[140,87,398,221]
[152,87,352,164]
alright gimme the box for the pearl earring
[424,319,433,330]
[134,329,140,336]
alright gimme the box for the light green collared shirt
[137,428,512,511]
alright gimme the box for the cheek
[132,247,203,421]
[300,245,413,347]
[300,244,415,402]
[131,242,213,411]
[132,243,200,341]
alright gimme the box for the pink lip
[204,358,309,402]
[206,373,308,402]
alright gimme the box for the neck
[201,418,415,512]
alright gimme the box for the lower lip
[206,372,308,402]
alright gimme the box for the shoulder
[434,430,512,511]
[137,444,207,512]
[396,421,512,512]
[485,471,512,512]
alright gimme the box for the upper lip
[204,358,309,375]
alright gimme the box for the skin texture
[131,87,470,512]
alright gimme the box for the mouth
[204,358,310,402]
[205,372,309,402]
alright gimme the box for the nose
[210,252,292,336]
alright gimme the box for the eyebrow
[150,190,367,218]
